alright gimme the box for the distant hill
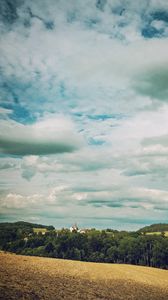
[138,223,168,233]
[1,221,168,233]
[0,221,54,230]
[0,221,55,247]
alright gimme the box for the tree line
[0,222,168,269]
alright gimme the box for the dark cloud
[88,200,124,208]
[0,0,22,25]
[134,67,168,101]
[0,138,79,156]
[87,114,125,121]
[0,116,83,156]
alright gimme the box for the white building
[70,224,86,234]
[70,223,78,233]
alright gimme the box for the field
[33,228,48,234]
[0,252,168,300]
[145,231,168,237]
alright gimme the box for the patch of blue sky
[1,76,31,104]
[151,11,168,22]
[0,99,37,125]
[0,75,76,117]
[0,94,36,124]
[10,104,36,124]
[88,137,106,146]
[44,20,55,30]
[142,26,164,38]
[141,10,168,38]
[87,113,126,121]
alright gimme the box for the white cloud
[0,107,12,116]
[0,192,43,209]
[1,0,168,228]
[47,185,68,203]
[1,1,168,116]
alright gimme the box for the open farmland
[0,252,168,300]
[33,227,48,234]
[145,231,168,237]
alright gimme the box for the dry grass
[0,251,168,300]
[33,228,48,234]
[145,231,168,237]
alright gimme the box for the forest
[0,222,168,269]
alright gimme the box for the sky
[0,0,168,230]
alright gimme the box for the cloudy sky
[0,0,168,230]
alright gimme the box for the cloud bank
[0,0,168,229]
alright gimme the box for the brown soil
[0,251,168,300]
